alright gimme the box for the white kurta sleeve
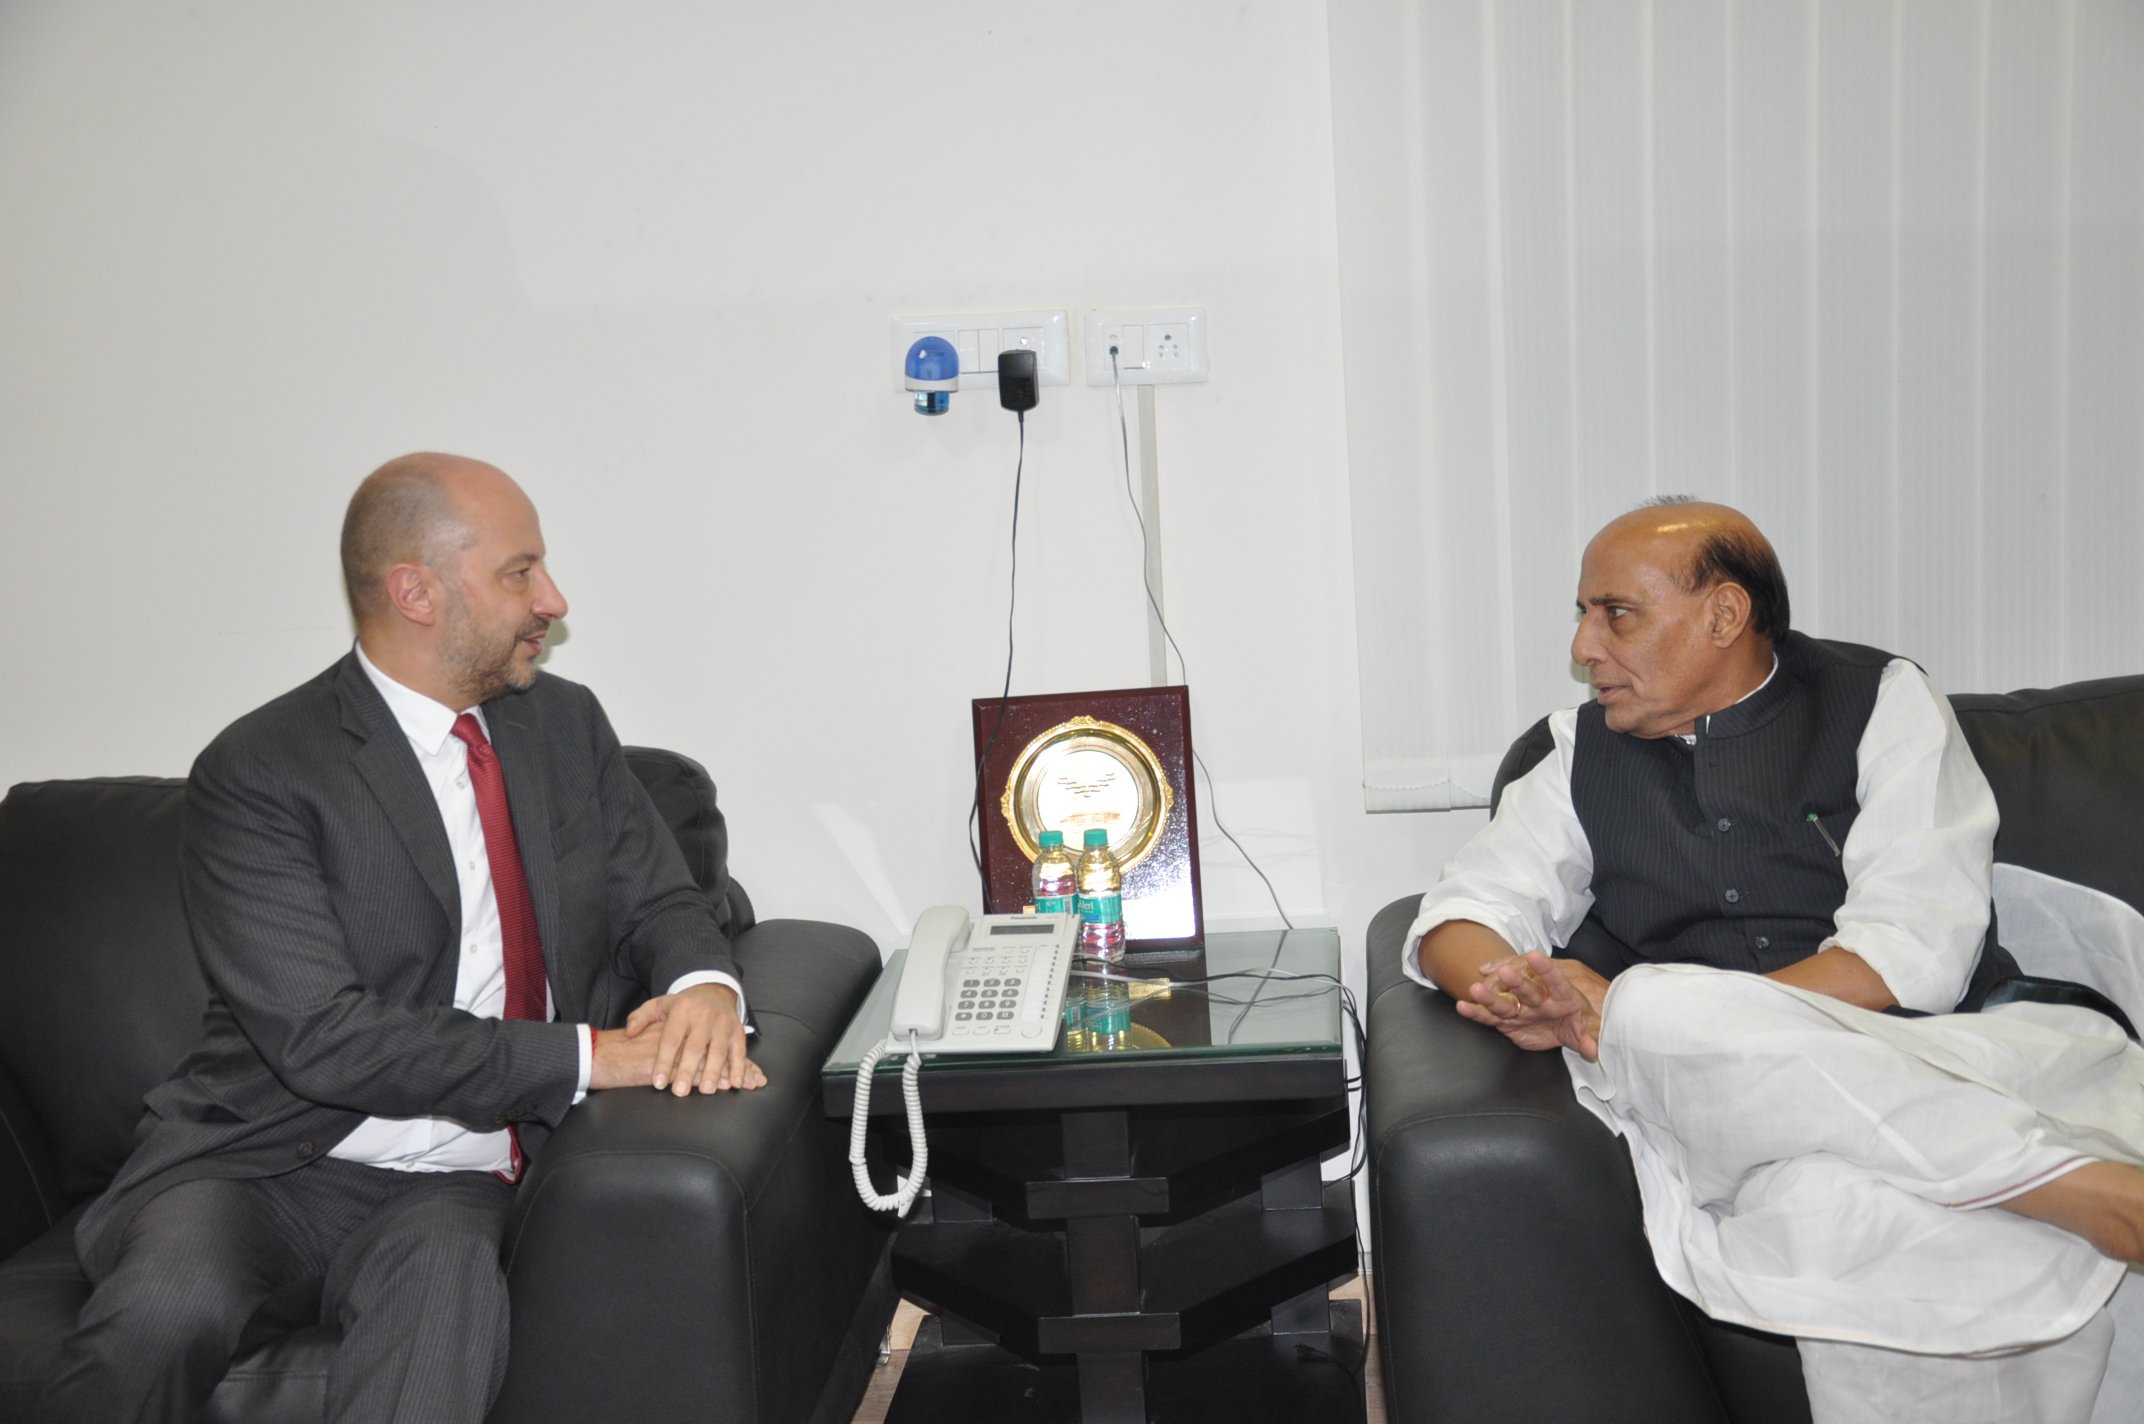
[1400,708,1596,991]
[1822,660,1998,1013]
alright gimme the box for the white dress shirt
[333,645,744,1173]
[1400,657,2000,1013]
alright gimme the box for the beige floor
[851,1277,1386,1424]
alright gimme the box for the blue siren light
[904,335,959,416]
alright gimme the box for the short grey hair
[339,454,479,620]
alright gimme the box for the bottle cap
[1039,830,1063,847]
[1082,828,1110,848]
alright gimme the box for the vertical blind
[1330,0,2144,812]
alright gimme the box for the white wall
[0,4,1459,975]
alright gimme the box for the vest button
[1717,818,1733,833]
[296,1141,315,1158]
[1724,888,1741,904]
[1756,936,1771,950]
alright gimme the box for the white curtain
[1330,0,2144,812]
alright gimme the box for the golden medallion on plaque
[999,716,1174,871]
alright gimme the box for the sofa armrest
[0,1053,63,1261]
[1363,896,1728,1424]
[490,917,895,1424]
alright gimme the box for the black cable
[1117,962,1369,1181]
[967,410,1024,901]
[1221,928,1289,1045]
[1110,349,1294,932]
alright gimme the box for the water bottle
[1031,830,1078,916]
[1075,827,1126,959]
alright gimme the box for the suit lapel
[483,687,563,983]
[334,656,461,931]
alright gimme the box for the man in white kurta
[1404,500,2144,1423]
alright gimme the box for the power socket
[1148,322,1193,373]
[1083,308,1208,385]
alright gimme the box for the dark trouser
[34,1157,517,1424]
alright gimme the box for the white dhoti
[1565,963,2144,1423]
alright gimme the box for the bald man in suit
[36,454,760,1423]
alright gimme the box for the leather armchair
[0,748,897,1423]
[1365,674,2144,1424]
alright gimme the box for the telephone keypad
[951,950,1036,1036]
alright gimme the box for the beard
[441,595,546,706]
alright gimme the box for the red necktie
[452,712,546,1179]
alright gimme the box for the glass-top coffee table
[823,928,1363,1424]
[825,927,1348,1110]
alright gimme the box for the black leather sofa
[0,748,897,1424]
[1365,674,2144,1424]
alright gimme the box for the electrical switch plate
[1083,308,1208,385]
[891,311,1069,392]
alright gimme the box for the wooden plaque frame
[971,685,1203,951]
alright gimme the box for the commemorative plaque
[971,685,1203,951]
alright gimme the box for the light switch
[890,311,1071,391]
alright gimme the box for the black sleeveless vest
[1566,631,2014,1006]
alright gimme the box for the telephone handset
[888,905,972,1045]
[850,906,1079,1214]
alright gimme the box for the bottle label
[1035,894,1070,915]
[1077,893,1123,924]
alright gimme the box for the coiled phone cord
[848,1037,929,1215]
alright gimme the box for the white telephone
[849,906,1079,1214]
[887,905,1078,1053]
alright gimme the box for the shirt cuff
[1819,929,1958,1015]
[666,970,752,1033]
[572,1023,591,1106]
[1400,897,1544,992]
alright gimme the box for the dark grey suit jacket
[78,653,739,1278]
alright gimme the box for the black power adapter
[997,349,1039,413]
